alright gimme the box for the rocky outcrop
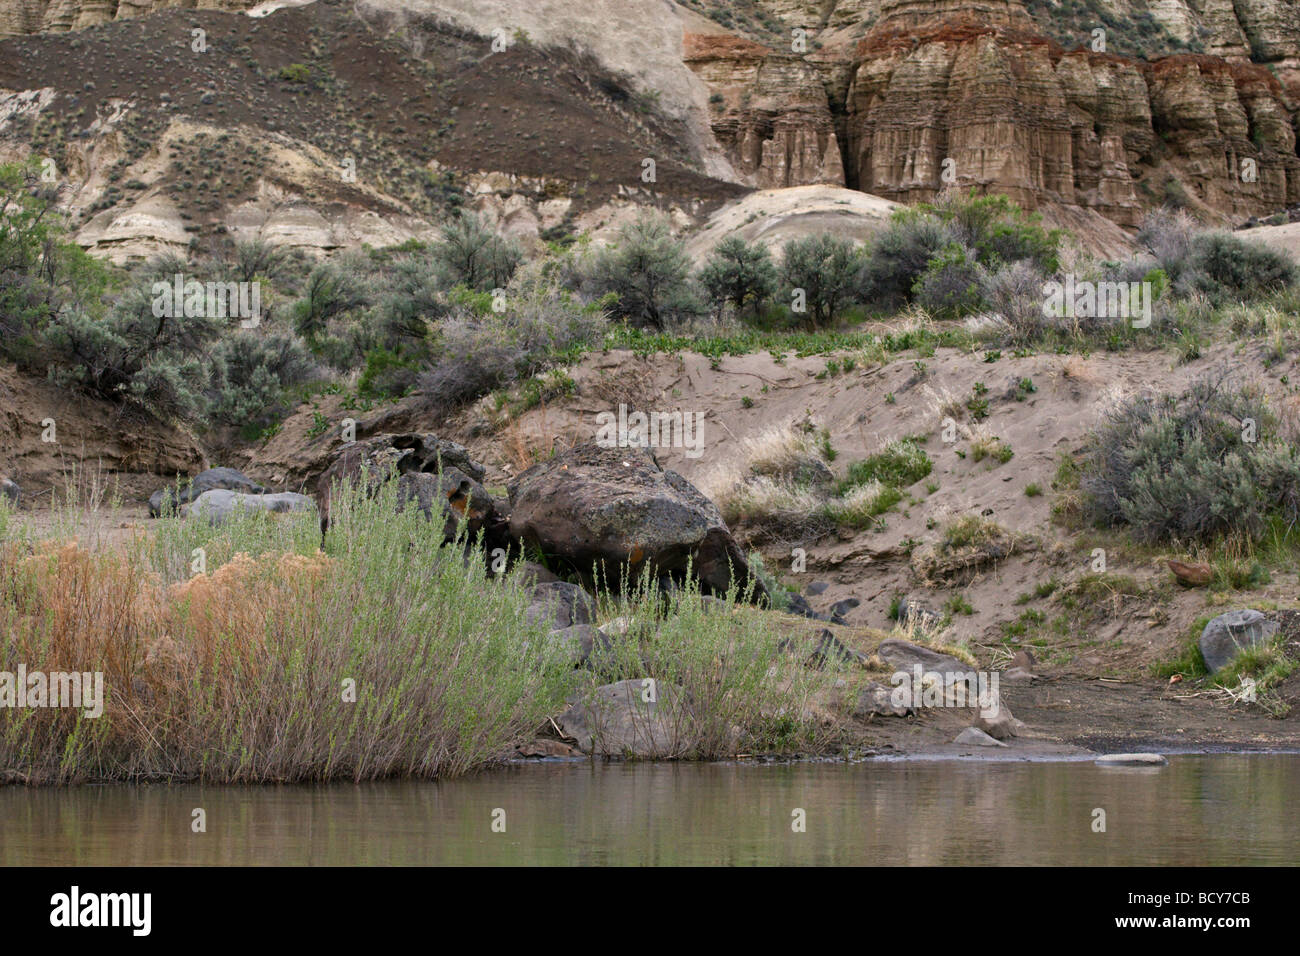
[844,20,1299,225]
[0,0,261,37]
[684,32,845,189]
[314,432,499,538]
[686,0,1300,226]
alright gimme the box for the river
[1,754,1295,865]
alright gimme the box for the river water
[1,754,1296,865]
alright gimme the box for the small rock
[511,560,561,587]
[555,679,696,757]
[545,624,611,668]
[954,727,1006,748]
[805,581,831,596]
[0,475,20,507]
[877,638,969,676]
[976,700,1025,740]
[516,739,581,758]
[1199,609,1280,674]
[1168,559,1213,587]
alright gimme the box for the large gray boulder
[1199,609,1280,674]
[555,678,697,757]
[185,490,315,526]
[507,443,763,599]
[150,467,265,517]
[1,475,19,507]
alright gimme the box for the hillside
[1,0,1299,263]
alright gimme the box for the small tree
[698,236,778,318]
[589,214,701,329]
[780,233,861,328]
[293,260,369,341]
[432,212,522,292]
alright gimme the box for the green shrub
[698,235,778,317]
[1081,373,1300,543]
[418,288,606,408]
[912,243,987,318]
[586,213,702,329]
[841,439,932,490]
[858,212,951,308]
[431,211,522,292]
[779,233,862,327]
[1183,232,1296,303]
[207,331,317,426]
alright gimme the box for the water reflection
[0,755,1295,865]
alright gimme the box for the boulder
[876,638,971,677]
[1199,609,1280,674]
[149,467,264,517]
[394,471,498,542]
[954,727,1007,748]
[555,679,697,757]
[315,433,499,540]
[975,700,1025,740]
[1,475,19,507]
[507,443,763,598]
[185,490,315,526]
[853,681,911,718]
[512,560,562,587]
[525,581,596,630]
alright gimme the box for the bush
[1081,373,1300,543]
[41,264,221,420]
[841,439,932,490]
[1182,232,1296,303]
[431,212,522,292]
[859,213,952,308]
[293,259,370,342]
[418,287,606,408]
[981,259,1049,344]
[912,243,987,318]
[1136,208,1197,277]
[207,331,316,425]
[0,161,113,367]
[586,214,701,329]
[698,236,778,317]
[780,233,861,327]
[928,191,1060,273]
